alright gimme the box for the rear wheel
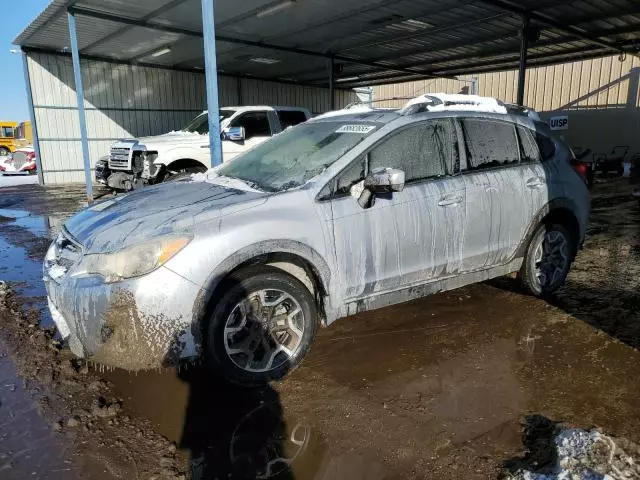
[519,223,575,296]
[206,265,317,386]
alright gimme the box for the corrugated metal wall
[373,54,640,159]
[26,51,356,184]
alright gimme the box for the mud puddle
[0,338,80,479]
[1,179,640,479]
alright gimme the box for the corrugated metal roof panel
[11,0,640,88]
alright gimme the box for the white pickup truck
[96,105,311,190]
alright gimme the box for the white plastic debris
[506,428,640,480]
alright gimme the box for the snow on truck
[96,106,311,191]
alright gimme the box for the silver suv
[44,94,590,385]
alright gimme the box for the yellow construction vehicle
[0,121,32,156]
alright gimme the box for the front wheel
[519,224,575,296]
[206,265,317,386]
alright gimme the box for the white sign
[335,124,376,134]
[548,116,569,131]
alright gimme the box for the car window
[461,118,520,171]
[369,120,452,184]
[217,121,379,192]
[277,110,308,129]
[516,125,541,163]
[231,112,271,139]
[535,131,556,160]
[2,127,14,138]
[334,156,367,196]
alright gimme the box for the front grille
[11,151,28,169]
[109,147,130,169]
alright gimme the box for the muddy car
[44,94,590,385]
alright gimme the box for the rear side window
[369,119,454,183]
[516,125,541,163]
[461,118,519,170]
[535,131,556,160]
[277,110,308,129]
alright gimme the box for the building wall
[373,54,640,161]
[26,51,356,184]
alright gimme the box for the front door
[329,119,465,301]
[223,111,273,161]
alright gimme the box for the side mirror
[364,168,405,193]
[222,126,245,142]
[357,168,405,209]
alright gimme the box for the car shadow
[176,366,298,480]
[166,274,309,480]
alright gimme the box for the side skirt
[327,258,523,324]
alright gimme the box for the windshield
[217,121,379,192]
[181,109,235,134]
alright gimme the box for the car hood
[135,131,209,149]
[64,179,266,253]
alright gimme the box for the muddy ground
[0,179,639,479]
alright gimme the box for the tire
[519,223,575,297]
[206,265,317,386]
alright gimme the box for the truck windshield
[217,121,379,192]
[181,110,235,134]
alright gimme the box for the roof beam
[68,6,442,79]
[80,0,190,53]
[478,0,636,55]
[340,12,513,53]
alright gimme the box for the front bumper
[44,260,202,371]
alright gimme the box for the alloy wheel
[224,289,305,373]
[533,229,570,292]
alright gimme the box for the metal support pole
[67,10,93,203]
[21,52,44,185]
[201,0,222,167]
[328,57,335,111]
[517,14,529,106]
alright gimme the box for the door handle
[438,195,463,207]
[526,177,545,189]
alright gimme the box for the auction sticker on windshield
[335,125,376,134]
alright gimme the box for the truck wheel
[519,223,575,296]
[206,265,317,386]
[0,147,10,156]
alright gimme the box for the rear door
[328,119,465,300]
[458,117,528,270]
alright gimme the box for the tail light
[570,158,589,183]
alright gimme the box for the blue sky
[1,1,50,121]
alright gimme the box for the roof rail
[400,93,508,115]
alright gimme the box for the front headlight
[73,236,191,283]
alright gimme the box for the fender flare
[190,240,333,344]
[515,197,582,258]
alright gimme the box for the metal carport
[14,0,640,201]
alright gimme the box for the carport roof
[14,0,640,89]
